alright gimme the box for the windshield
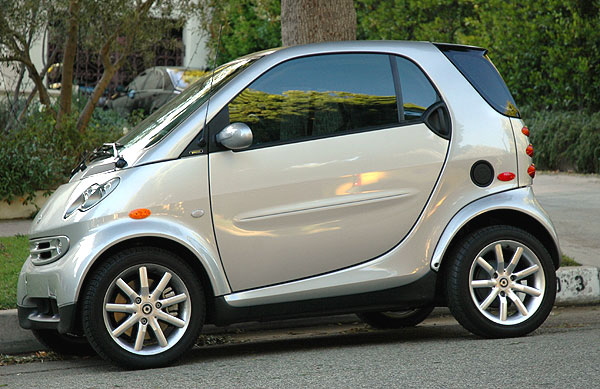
[167,68,207,90]
[116,54,263,155]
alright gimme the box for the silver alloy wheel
[102,264,191,355]
[469,239,546,325]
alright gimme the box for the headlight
[64,177,120,219]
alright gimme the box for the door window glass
[229,53,399,147]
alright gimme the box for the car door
[209,53,450,291]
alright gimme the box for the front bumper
[18,302,78,334]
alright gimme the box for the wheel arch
[440,209,561,270]
[77,236,217,328]
[433,208,560,306]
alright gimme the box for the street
[533,173,600,267]
[1,305,598,388]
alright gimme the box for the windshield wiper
[70,143,127,177]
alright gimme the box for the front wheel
[32,329,94,356]
[82,247,205,369]
[446,225,556,338]
[357,307,434,329]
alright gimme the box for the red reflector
[522,126,530,136]
[528,164,536,178]
[497,172,516,181]
[129,208,151,219]
[526,144,534,157]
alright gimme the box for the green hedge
[0,105,136,205]
[524,108,600,174]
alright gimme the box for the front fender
[430,186,561,271]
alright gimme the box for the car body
[17,41,560,369]
[105,66,206,116]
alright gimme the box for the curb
[1,266,598,356]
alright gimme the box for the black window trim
[202,51,450,154]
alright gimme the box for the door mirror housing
[216,122,253,150]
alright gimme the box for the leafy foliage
[525,108,600,173]
[201,0,281,65]
[0,102,137,203]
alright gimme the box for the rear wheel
[446,225,556,338]
[82,247,204,369]
[358,307,434,329]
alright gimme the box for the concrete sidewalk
[0,218,30,237]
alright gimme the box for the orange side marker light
[129,208,151,219]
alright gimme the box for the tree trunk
[57,0,81,127]
[281,0,356,46]
[76,65,117,133]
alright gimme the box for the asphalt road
[533,173,600,267]
[1,305,598,388]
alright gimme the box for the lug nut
[155,302,162,309]
[141,318,148,325]
[135,297,142,304]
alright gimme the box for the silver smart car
[18,41,560,369]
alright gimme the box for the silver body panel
[18,41,559,325]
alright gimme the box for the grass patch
[560,254,581,267]
[0,235,29,310]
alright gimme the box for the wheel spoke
[134,322,148,351]
[149,317,168,347]
[112,313,141,337]
[156,309,186,328]
[116,278,139,301]
[105,303,136,313]
[512,282,542,297]
[505,246,523,275]
[508,290,528,316]
[476,256,496,276]
[499,294,508,321]
[471,279,497,288]
[160,293,187,308]
[494,244,505,272]
[152,272,172,300]
[139,266,150,297]
[479,287,500,310]
[513,264,540,281]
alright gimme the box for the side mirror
[216,122,253,150]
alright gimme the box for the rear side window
[436,44,520,118]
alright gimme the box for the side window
[395,57,440,121]
[229,54,398,147]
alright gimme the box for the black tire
[357,307,434,329]
[81,247,205,369]
[445,225,556,338]
[32,329,95,356]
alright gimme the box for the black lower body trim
[209,270,437,326]
[18,301,78,334]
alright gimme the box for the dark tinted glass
[395,57,439,120]
[229,53,398,147]
[437,44,520,117]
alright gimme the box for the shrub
[524,108,600,173]
[0,102,139,204]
